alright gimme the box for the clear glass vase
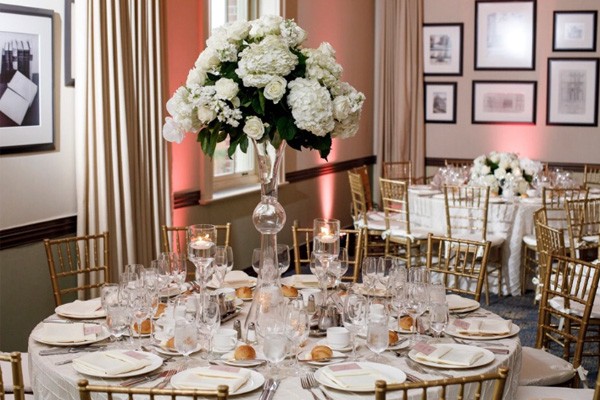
[243,139,287,341]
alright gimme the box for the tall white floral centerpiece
[469,151,542,196]
[162,15,365,337]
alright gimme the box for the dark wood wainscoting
[0,216,77,251]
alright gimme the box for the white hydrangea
[520,158,542,177]
[236,35,298,88]
[304,42,343,88]
[280,19,307,47]
[249,15,283,39]
[225,20,250,42]
[195,48,220,72]
[214,78,239,101]
[331,111,360,139]
[287,78,334,137]
[162,117,186,143]
[186,67,207,86]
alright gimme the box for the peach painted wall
[424,0,600,164]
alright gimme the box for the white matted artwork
[472,81,537,124]
[547,58,599,127]
[424,82,457,123]
[423,24,463,76]
[553,11,597,52]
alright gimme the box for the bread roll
[311,345,333,361]
[281,285,299,298]
[134,319,152,334]
[165,337,175,350]
[234,344,257,360]
[388,330,399,345]
[154,302,167,318]
[399,315,413,331]
[235,286,253,299]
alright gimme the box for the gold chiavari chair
[379,178,430,267]
[425,234,491,303]
[583,164,600,190]
[77,379,228,400]
[444,159,472,169]
[348,169,386,258]
[443,185,504,304]
[350,165,375,211]
[43,232,110,307]
[0,352,32,400]
[382,161,412,183]
[375,367,509,400]
[542,187,589,232]
[291,221,364,282]
[566,198,600,261]
[520,255,600,388]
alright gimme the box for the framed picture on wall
[423,23,463,76]
[472,81,537,124]
[64,0,75,86]
[0,4,54,155]
[547,58,599,127]
[553,11,597,52]
[475,0,536,70]
[424,82,457,123]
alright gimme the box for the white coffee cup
[327,327,350,349]
[300,288,322,307]
[216,287,236,302]
[213,328,238,352]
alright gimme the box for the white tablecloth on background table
[28,301,522,400]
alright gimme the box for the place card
[412,341,436,355]
[453,319,470,330]
[123,350,149,360]
[329,363,361,372]
[210,365,241,373]
[84,325,102,335]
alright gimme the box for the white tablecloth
[28,302,522,400]
[409,193,541,296]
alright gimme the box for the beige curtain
[75,0,171,281]
[374,0,425,193]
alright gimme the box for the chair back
[425,234,491,303]
[444,159,472,169]
[0,352,26,400]
[379,178,412,234]
[565,198,600,260]
[374,367,509,400]
[443,185,490,241]
[382,161,412,183]
[291,221,364,282]
[44,232,110,306]
[348,170,370,228]
[350,165,374,211]
[534,208,567,291]
[536,254,600,380]
[77,379,228,399]
[542,187,588,230]
[584,164,600,189]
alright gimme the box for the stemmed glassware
[366,305,389,363]
[100,283,119,313]
[251,248,261,276]
[342,289,367,361]
[329,248,349,290]
[376,256,395,292]
[309,253,329,306]
[187,224,217,294]
[106,302,129,346]
[283,304,309,375]
[213,245,234,288]
[313,218,341,293]
[174,319,198,367]
[429,302,449,343]
[196,294,221,361]
[361,257,378,298]
[277,244,291,276]
[405,282,428,344]
[129,290,152,350]
[262,321,288,379]
[154,256,173,296]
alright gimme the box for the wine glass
[251,248,261,276]
[100,283,119,313]
[429,302,449,343]
[174,319,198,367]
[362,257,378,297]
[170,254,187,293]
[366,310,389,363]
[187,224,217,294]
[376,256,395,292]
[329,248,349,289]
[428,282,447,306]
[106,303,129,347]
[408,265,429,284]
[197,295,221,361]
[405,282,428,344]
[343,289,367,361]
[262,326,288,379]
[154,256,173,295]
[129,290,152,350]
[213,245,233,288]
[309,252,329,306]
[277,244,291,276]
[283,305,309,375]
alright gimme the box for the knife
[265,379,280,400]
[120,370,168,387]
[258,378,273,400]
[39,345,106,356]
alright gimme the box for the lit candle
[191,235,212,249]
[318,227,336,243]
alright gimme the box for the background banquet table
[409,192,541,296]
[28,299,522,400]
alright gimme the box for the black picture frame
[423,23,463,76]
[472,80,537,125]
[64,0,74,87]
[424,82,457,124]
[475,0,536,70]
[553,11,598,52]
[0,4,55,155]
[547,58,599,127]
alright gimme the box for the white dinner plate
[298,350,347,366]
[316,339,354,352]
[55,302,106,319]
[220,350,266,367]
[31,324,111,347]
[314,362,406,392]
[170,366,264,395]
[445,321,520,340]
[155,341,202,356]
[72,351,163,378]
[207,277,257,290]
[408,344,495,369]
[159,284,184,297]
[447,295,480,314]
[281,275,321,289]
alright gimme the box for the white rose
[481,165,491,175]
[494,168,507,180]
[332,96,352,120]
[214,78,239,100]
[231,97,240,108]
[263,76,287,104]
[197,106,216,124]
[243,116,265,139]
[195,48,220,70]
[186,67,207,86]
[226,20,250,41]
[162,117,185,143]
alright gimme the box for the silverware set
[39,345,106,356]
[258,378,280,400]
[301,373,333,400]
[405,358,454,379]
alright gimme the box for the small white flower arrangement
[162,15,365,159]
[470,151,542,196]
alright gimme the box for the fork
[306,373,334,400]
[450,337,508,347]
[300,376,320,400]
[405,359,454,378]
[154,365,183,389]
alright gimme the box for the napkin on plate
[414,345,484,367]
[57,298,103,317]
[293,275,319,287]
[223,270,252,285]
[36,323,97,343]
[73,351,152,375]
[446,294,477,311]
[456,318,512,336]
[178,366,250,393]
[321,363,399,390]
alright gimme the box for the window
[207,0,281,196]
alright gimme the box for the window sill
[199,181,288,205]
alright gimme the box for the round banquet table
[28,298,522,400]
[409,191,542,296]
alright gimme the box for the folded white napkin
[37,323,96,343]
[321,363,399,390]
[73,351,151,375]
[414,345,484,367]
[294,275,319,287]
[223,270,251,284]
[57,298,103,317]
[446,294,477,311]
[457,318,512,336]
[177,366,250,393]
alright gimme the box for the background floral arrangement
[470,151,542,195]
[162,15,365,160]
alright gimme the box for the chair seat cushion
[522,234,537,247]
[515,385,594,400]
[518,347,575,386]
[452,232,505,247]
[1,352,32,393]
[387,226,431,240]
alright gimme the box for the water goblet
[405,282,428,344]
[263,331,288,379]
[100,283,119,313]
[106,303,129,347]
[366,313,389,363]
[174,319,198,367]
[329,247,349,289]
[284,305,309,375]
[342,290,367,361]
[429,303,449,343]
[277,244,291,277]
[376,256,395,292]
[362,257,378,297]
[196,295,221,361]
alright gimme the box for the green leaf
[276,116,297,141]
[208,130,218,156]
[240,135,249,153]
